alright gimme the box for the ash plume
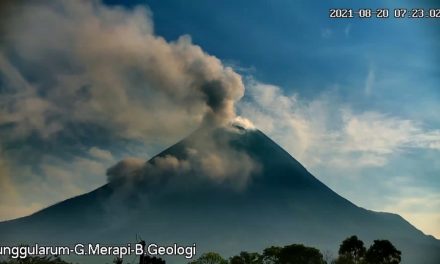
[0,0,256,219]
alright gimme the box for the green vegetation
[0,236,401,264]
[334,235,366,264]
[188,252,228,264]
[188,236,402,264]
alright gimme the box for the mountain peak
[1,124,439,264]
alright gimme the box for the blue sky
[0,0,439,239]
[106,0,440,237]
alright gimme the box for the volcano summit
[0,125,439,263]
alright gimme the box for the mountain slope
[1,126,439,263]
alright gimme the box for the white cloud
[239,79,440,238]
[239,80,440,170]
[341,111,418,154]
[0,1,438,240]
[89,147,114,161]
[239,81,314,160]
[232,116,255,130]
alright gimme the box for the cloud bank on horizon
[0,0,439,238]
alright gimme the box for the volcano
[0,125,439,263]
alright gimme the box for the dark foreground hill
[1,125,439,263]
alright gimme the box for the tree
[365,240,401,264]
[188,252,228,264]
[230,251,261,264]
[334,255,358,264]
[335,236,366,264]
[322,250,335,264]
[113,257,123,264]
[278,244,325,264]
[260,246,282,264]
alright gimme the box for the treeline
[188,235,401,264]
[0,236,401,264]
